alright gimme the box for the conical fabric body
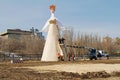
[41,23,60,61]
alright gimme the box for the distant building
[0,29,44,40]
[30,27,44,40]
[35,32,44,40]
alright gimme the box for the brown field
[0,59,120,80]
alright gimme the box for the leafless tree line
[0,36,44,54]
[0,29,120,55]
[62,29,120,54]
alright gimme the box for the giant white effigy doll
[41,5,63,61]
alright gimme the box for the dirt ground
[0,59,120,80]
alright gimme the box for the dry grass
[0,59,120,80]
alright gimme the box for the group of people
[57,52,75,61]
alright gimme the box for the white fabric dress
[41,12,63,61]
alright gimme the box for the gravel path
[28,63,120,74]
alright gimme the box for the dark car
[88,48,97,60]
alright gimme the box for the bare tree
[102,36,114,53]
[0,39,22,52]
[0,35,44,54]
[20,35,44,54]
[62,27,74,45]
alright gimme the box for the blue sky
[0,0,120,38]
